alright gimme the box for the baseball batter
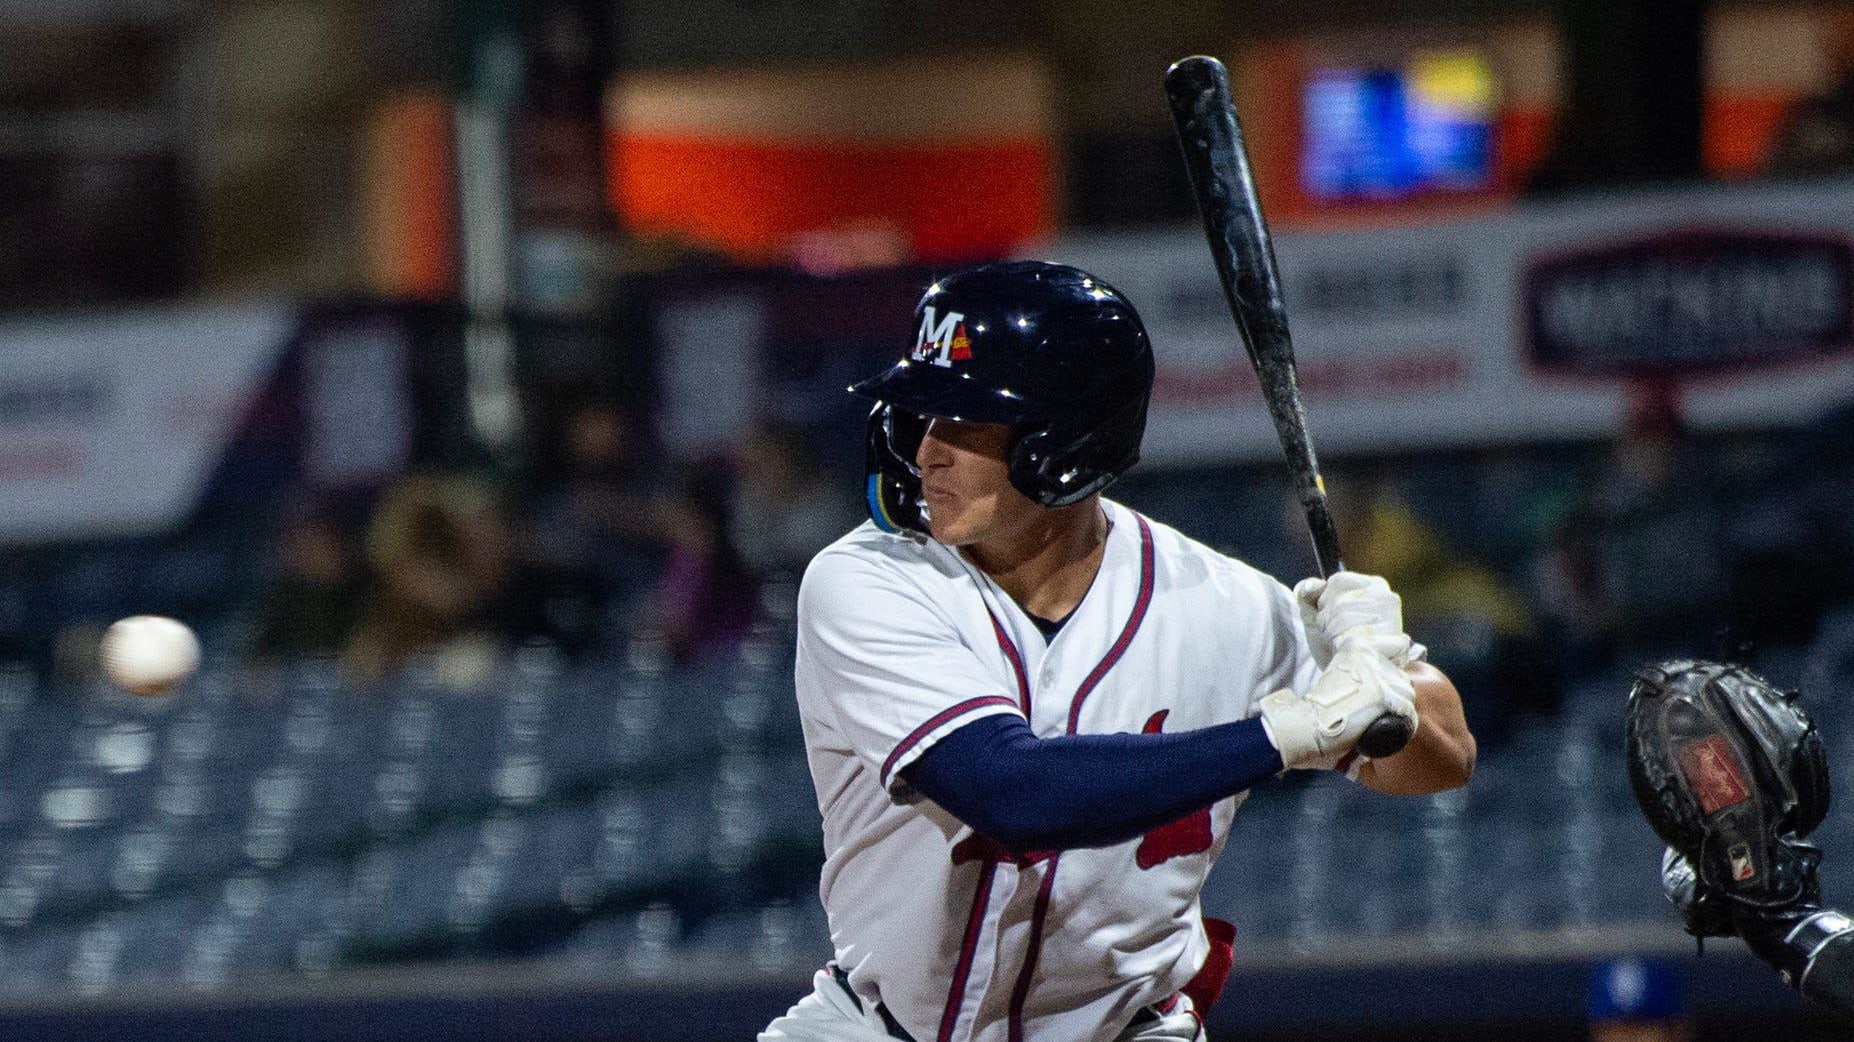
[763,261,1475,1042]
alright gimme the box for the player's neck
[962,498,1110,623]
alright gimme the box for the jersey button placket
[1034,658,1059,731]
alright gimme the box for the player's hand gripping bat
[1164,55,1414,760]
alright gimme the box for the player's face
[914,418,1039,547]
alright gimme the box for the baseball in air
[99,615,200,696]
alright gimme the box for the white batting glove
[1258,639,1418,771]
[1293,571,1413,670]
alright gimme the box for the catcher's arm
[1356,663,1475,795]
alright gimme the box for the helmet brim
[849,360,1029,425]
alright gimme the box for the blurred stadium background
[7,0,1854,1039]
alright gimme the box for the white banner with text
[1050,177,1854,465]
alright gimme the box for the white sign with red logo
[1050,176,1854,465]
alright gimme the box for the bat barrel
[1164,54,1346,580]
[1163,57,1294,373]
[1167,53,1412,759]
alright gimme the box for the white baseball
[99,616,200,696]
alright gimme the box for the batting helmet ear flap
[1007,391,1150,507]
[864,403,927,536]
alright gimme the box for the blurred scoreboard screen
[1300,49,1498,202]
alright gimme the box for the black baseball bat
[1163,54,1414,760]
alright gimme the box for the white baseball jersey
[793,498,1324,1042]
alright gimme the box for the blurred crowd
[244,402,857,688]
[10,390,1854,759]
[1309,399,1854,748]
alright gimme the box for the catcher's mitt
[1627,659,1829,930]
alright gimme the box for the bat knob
[1356,712,1415,759]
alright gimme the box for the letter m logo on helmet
[912,306,969,368]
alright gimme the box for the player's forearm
[903,714,1281,853]
[1357,663,1475,795]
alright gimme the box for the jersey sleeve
[796,546,1026,802]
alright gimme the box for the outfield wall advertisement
[0,305,295,542]
[0,304,446,543]
[10,179,1854,542]
[1050,177,1854,465]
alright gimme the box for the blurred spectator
[1531,508,1614,673]
[649,464,757,666]
[1768,10,1854,177]
[1529,392,1725,674]
[248,510,364,662]
[729,420,859,579]
[1464,444,1588,570]
[527,401,668,632]
[1571,409,1728,660]
[1715,432,1850,656]
[1339,485,1552,744]
[345,475,508,687]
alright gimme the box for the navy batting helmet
[852,260,1155,534]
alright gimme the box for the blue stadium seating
[0,642,1796,998]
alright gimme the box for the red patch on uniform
[1135,710,1216,870]
[949,323,972,360]
[1679,736,1752,814]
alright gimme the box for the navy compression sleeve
[901,714,1283,852]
